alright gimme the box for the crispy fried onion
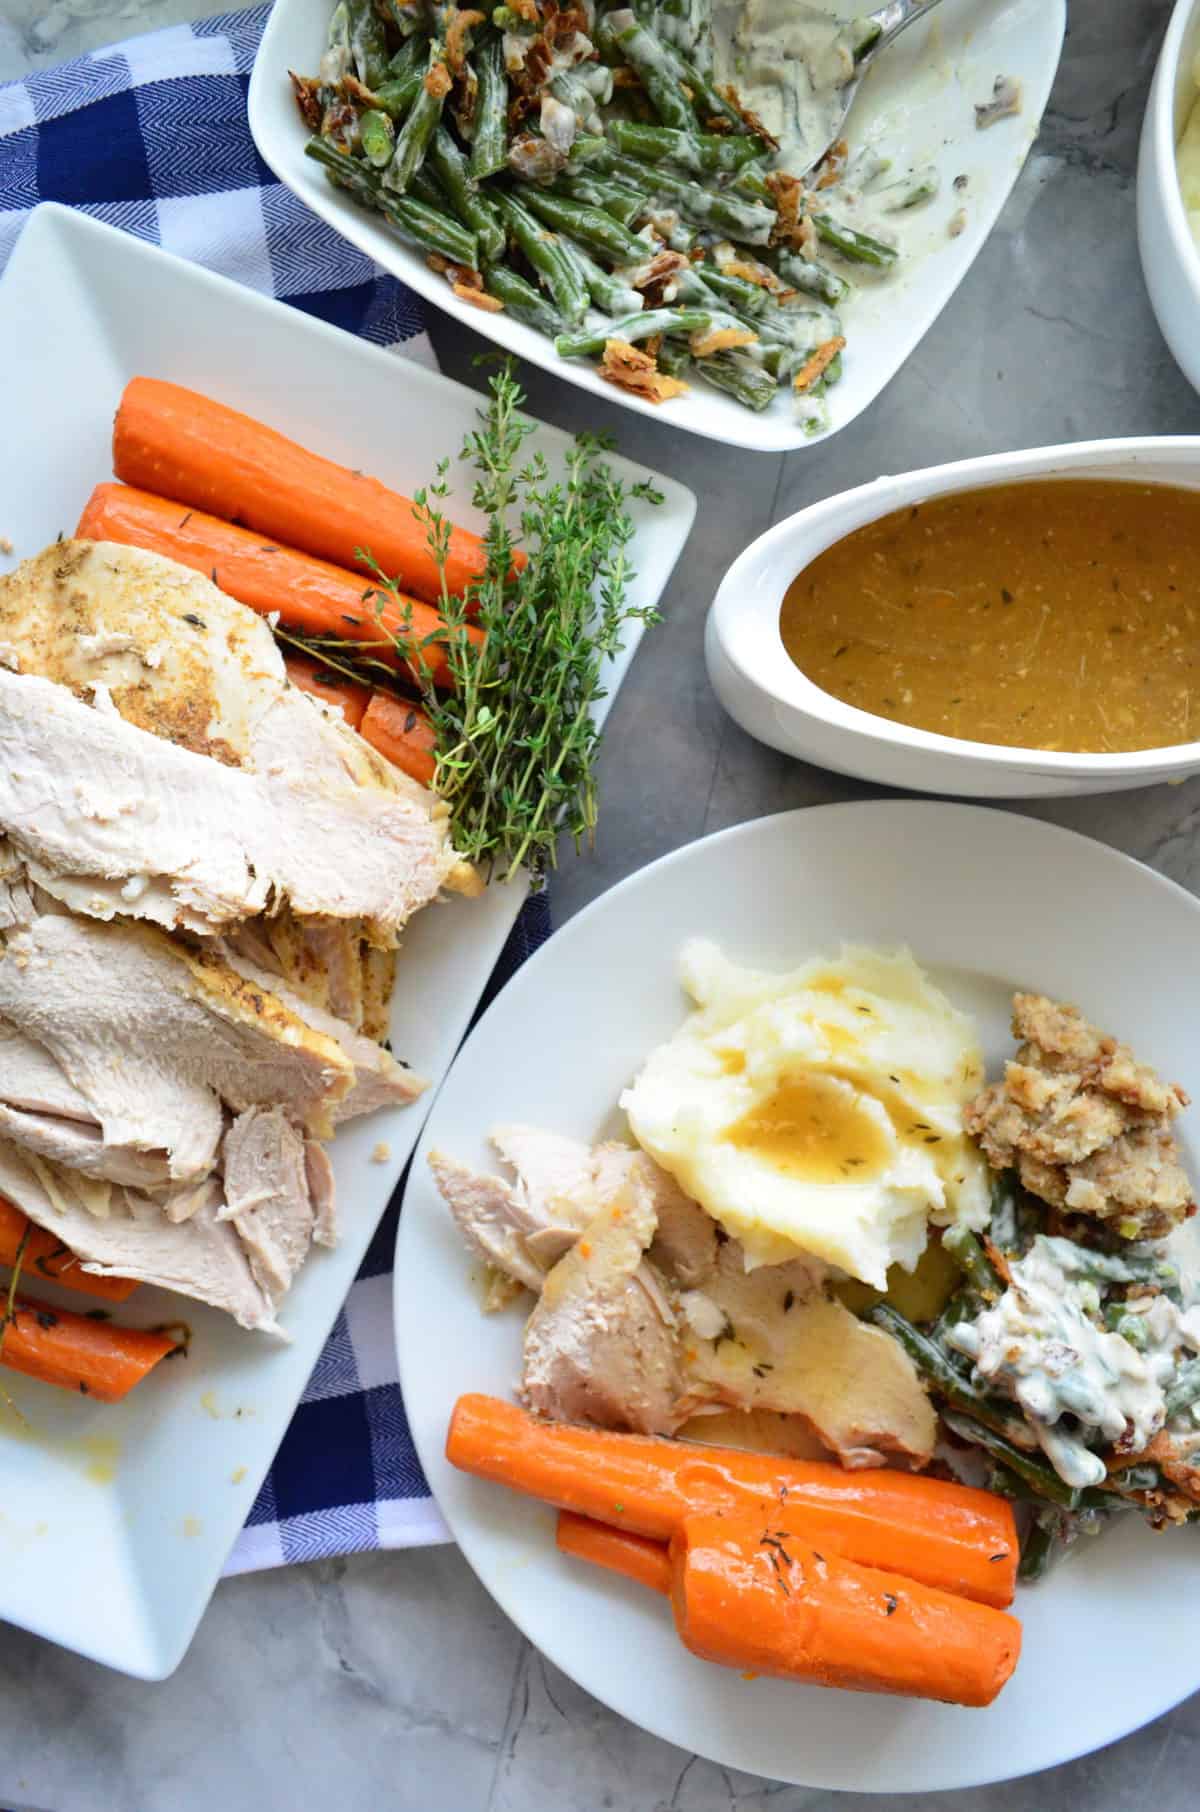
[444,7,486,74]
[767,170,816,253]
[792,335,845,393]
[425,59,453,99]
[715,82,779,151]
[625,247,689,309]
[289,71,323,130]
[599,339,688,403]
[814,138,848,189]
[690,323,758,357]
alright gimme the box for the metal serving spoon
[796,0,948,175]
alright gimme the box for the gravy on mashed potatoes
[620,941,989,1288]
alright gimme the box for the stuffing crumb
[599,338,688,403]
[792,335,845,393]
[0,536,12,556]
[371,1141,392,1163]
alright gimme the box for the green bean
[322,0,353,83]
[606,119,766,175]
[1099,1463,1166,1502]
[369,70,425,117]
[359,107,396,168]
[731,165,771,202]
[383,0,430,36]
[1166,1357,1200,1420]
[409,161,445,208]
[676,51,749,134]
[881,165,941,212]
[346,0,388,89]
[482,262,564,335]
[681,264,771,316]
[491,190,589,325]
[305,136,478,266]
[943,1225,1005,1301]
[429,125,504,263]
[814,213,899,268]
[1018,1511,1060,1582]
[1103,1304,1150,1351]
[600,10,694,132]
[657,0,712,71]
[594,149,775,244]
[700,350,777,411]
[869,1304,1037,1451]
[1041,1236,1179,1290]
[813,348,843,393]
[515,182,647,265]
[940,1408,1082,1511]
[386,35,425,80]
[656,339,693,378]
[555,306,716,360]
[551,172,645,228]
[469,35,508,180]
[383,37,447,194]
[572,245,644,317]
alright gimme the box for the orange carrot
[76,482,482,691]
[284,653,370,730]
[0,1198,137,1305]
[0,1295,178,1401]
[671,1514,1020,1706]
[557,1510,672,1596]
[112,376,514,604]
[446,1394,1018,1609]
[359,690,437,787]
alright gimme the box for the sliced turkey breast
[0,542,474,939]
[0,913,354,1181]
[221,1106,323,1300]
[0,1138,280,1333]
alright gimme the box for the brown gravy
[779,479,1200,752]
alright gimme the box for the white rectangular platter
[0,201,695,1679]
[249,0,1065,451]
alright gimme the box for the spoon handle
[867,0,946,53]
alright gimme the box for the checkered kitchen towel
[0,9,553,1567]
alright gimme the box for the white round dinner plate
[395,802,1200,1792]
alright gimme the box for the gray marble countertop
[3,1,1200,1807]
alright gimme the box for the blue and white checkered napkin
[0,8,553,1568]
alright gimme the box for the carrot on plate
[557,1509,673,1596]
[670,1513,1020,1707]
[111,376,514,605]
[359,690,437,788]
[558,1507,1019,1705]
[0,1295,178,1401]
[284,653,370,730]
[446,1393,1018,1609]
[76,482,481,691]
[0,1197,137,1304]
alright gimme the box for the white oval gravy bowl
[706,437,1200,798]
[1138,0,1200,399]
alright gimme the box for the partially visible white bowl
[1138,0,1200,393]
[249,0,1065,452]
[706,436,1200,798]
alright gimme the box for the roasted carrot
[557,1510,672,1596]
[671,1514,1020,1706]
[359,690,437,788]
[0,1198,137,1305]
[76,483,482,691]
[112,376,515,605]
[0,1295,178,1401]
[446,1394,1018,1609]
[284,653,370,730]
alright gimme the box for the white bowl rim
[1148,0,1200,298]
[712,434,1200,777]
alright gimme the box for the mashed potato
[621,941,989,1288]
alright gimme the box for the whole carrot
[557,1510,672,1596]
[0,1198,137,1304]
[76,482,481,691]
[446,1395,1017,1608]
[0,1295,178,1401]
[672,1514,1020,1707]
[359,690,437,787]
[111,376,514,605]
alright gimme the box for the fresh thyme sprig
[358,361,661,881]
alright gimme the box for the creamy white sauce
[713,0,867,176]
[948,1235,1200,1490]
